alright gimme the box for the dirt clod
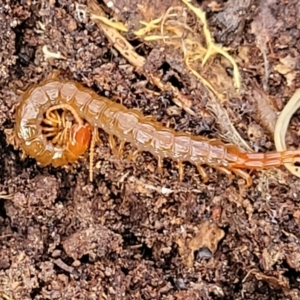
[62,225,122,260]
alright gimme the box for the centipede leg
[44,109,61,128]
[128,149,140,162]
[157,156,163,174]
[230,168,253,187]
[41,127,59,133]
[143,115,174,129]
[42,118,58,126]
[214,166,234,184]
[52,131,64,146]
[108,134,117,155]
[43,132,58,138]
[177,161,184,181]
[61,110,68,128]
[117,141,126,158]
[47,70,61,79]
[92,129,102,146]
[196,164,208,183]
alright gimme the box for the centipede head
[67,123,93,159]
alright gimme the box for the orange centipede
[14,76,300,186]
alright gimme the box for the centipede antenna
[89,127,97,182]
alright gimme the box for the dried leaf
[178,220,225,267]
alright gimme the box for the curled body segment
[15,80,64,166]
[15,78,300,185]
[14,79,92,166]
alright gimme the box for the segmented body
[14,78,300,185]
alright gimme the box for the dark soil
[1,0,300,299]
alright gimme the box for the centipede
[14,75,300,186]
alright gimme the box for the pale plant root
[274,88,300,178]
